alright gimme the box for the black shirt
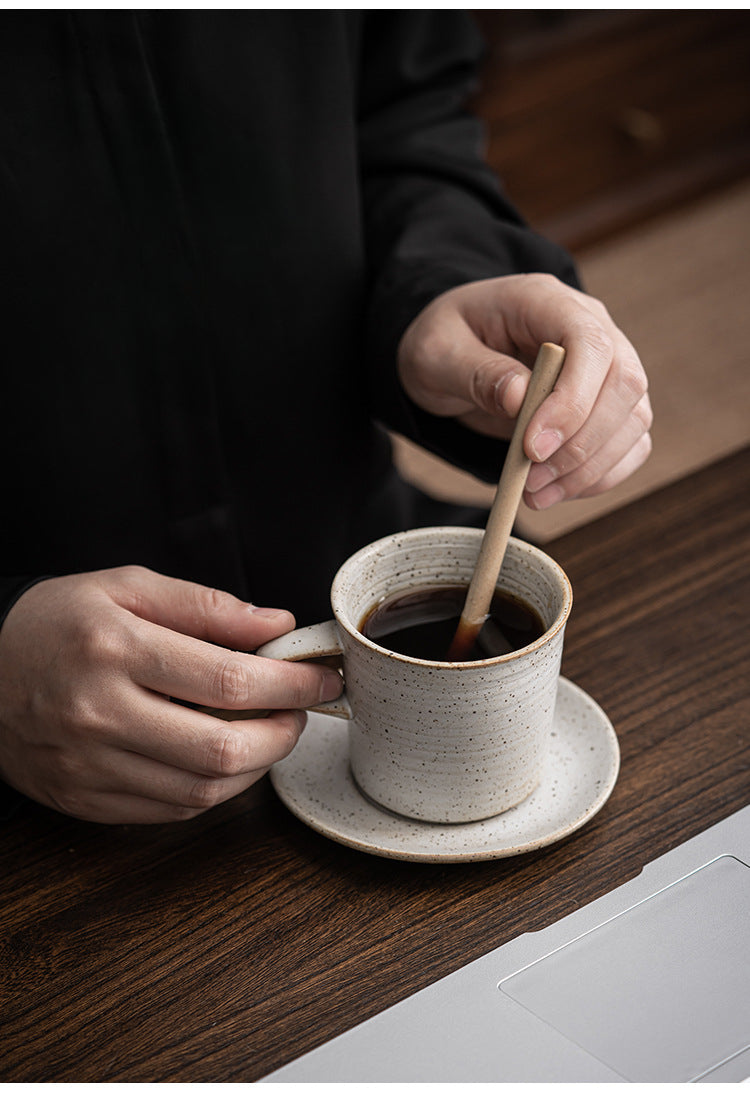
[0,11,578,626]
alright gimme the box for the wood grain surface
[1,449,748,1082]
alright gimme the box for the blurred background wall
[393,10,750,541]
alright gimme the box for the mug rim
[330,526,572,668]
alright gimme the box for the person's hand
[398,274,652,510]
[0,566,342,824]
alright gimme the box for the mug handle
[256,620,353,720]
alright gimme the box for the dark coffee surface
[359,584,546,660]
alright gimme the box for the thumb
[399,309,530,420]
[103,566,296,651]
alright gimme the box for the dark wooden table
[2,448,749,1082]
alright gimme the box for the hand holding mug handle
[257,621,353,719]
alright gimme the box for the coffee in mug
[359,584,546,662]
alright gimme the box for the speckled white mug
[257,527,572,824]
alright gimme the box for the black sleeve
[357,12,581,482]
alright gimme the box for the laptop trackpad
[500,855,750,1082]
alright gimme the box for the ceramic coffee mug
[257,526,572,824]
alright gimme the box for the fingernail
[320,671,343,703]
[530,429,563,463]
[250,606,292,620]
[493,371,524,413]
[526,462,557,492]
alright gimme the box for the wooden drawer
[472,11,750,250]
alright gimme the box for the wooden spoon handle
[448,343,566,658]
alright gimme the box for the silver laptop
[261,805,750,1083]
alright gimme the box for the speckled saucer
[270,677,619,863]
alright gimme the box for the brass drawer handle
[617,106,664,147]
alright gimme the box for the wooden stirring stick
[447,342,566,661]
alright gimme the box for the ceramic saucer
[270,677,619,863]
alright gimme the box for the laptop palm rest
[261,810,750,1083]
[500,854,750,1082]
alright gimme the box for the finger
[456,337,531,420]
[455,377,526,439]
[524,320,646,466]
[67,737,277,811]
[47,757,266,821]
[125,617,342,711]
[525,427,653,509]
[573,430,653,499]
[108,696,308,777]
[526,390,653,500]
[46,678,306,786]
[102,565,297,651]
[402,301,532,420]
